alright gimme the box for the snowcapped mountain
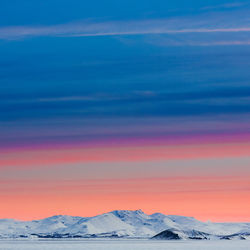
[0,210,249,240]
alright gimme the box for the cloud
[1,8,250,43]
[148,38,250,47]
[1,24,250,39]
[201,2,247,10]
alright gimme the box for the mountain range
[0,210,249,240]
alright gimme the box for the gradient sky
[0,0,250,222]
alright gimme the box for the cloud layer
[1,9,250,46]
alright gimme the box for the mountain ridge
[0,210,249,240]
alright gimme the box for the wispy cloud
[0,8,250,49]
[1,24,250,40]
[201,2,247,11]
[147,38,250,47]
[1,8,250,41]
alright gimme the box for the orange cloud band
[1,142,250,169]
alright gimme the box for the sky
[0,0,250,222]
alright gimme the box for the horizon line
[2,209,249,224]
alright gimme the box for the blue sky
[1,0,248,26]
[0,0,250,138]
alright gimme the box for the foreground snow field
[0,240,249,250]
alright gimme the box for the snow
[0,210,249,239]
[0,240,249,250]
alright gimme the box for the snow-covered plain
[0,240,249,250]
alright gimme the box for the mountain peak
[110,209,146,218]
[135,209,144,214]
